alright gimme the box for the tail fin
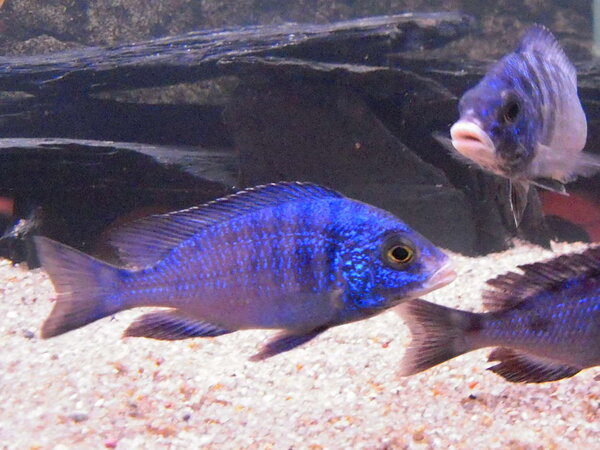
[35,236,128,338]
[396,299,482,376]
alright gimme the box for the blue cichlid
[398,247,600,383]
[36,182,455,360]
[445,25,600,226]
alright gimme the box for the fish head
[341,223,456,312]
[451,58,539,178]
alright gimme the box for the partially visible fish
[36,182,455,360]
[443,25,600,226]
[397,247,600,383]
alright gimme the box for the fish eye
[386,244,414,265]
[502,99,520,124]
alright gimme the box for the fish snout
[403,260,456,300]
[428,260,457,291]
[450,120,497,169]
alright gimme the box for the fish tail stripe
[396,299,481,376]
[35,236,129,338]
[518,53,554,141]
[530,52,559,133]
[269,210,286,288]
[294,207,318,292]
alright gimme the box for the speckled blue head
[453,52,543,177]
[329,200,454,322]
[450,25,583,181]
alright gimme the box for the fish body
[397,247,600,383]
[447,25,600,225]
[36,182,454,360]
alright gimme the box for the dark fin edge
[35,236,126,338]
[250,327,329,361]
[487,348,581,383]
[483,246,600,312]
[396,299,480,376]
[123,310,232,340]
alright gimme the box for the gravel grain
[0,240,598,449]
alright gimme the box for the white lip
[408,260,457,299]
[450,120,497,170]
[426,260,457,291]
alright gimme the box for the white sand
[1,240,599,449]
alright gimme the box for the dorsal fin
[517,25,576,85]
[483,247,600,311]
[109,182,343,268]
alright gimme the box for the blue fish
[398,247,600,383]
[36,182,455,360]
[447,25,600,225]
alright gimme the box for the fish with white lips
[445,25,600,226]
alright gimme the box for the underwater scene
[2,0,600,448]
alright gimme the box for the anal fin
[124,310,233,340]
[487,347,580,383]
[250,327,329,361]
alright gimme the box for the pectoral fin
[487,347,580,383]
[530,178,567,194]
[250,327,329,361]
[509,180,529,228]
[124,310,233,340]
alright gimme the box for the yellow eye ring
[386,245,414,264]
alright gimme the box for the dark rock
[0,96,233,147]
[2,0,88,43]
[0,12,474,95]
[6,35,80,56]
[545,215,590,243]
[225,80,477,253]
[3,11,593,257]
[0,139,233,264]
[2,0,201,47]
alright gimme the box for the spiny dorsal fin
[483,246,600,311]
[487,347,580,383]
[109,182,343,268]
[517,25,576,85]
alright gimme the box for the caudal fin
[396,299,481,376]
[35,236,128,338]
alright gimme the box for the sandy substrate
[1,240,599,449]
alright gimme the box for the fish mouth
[450,120,497,169]
[409,260,457,299]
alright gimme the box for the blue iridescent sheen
[36,182,451,359]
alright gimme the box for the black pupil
[391,246,410,261]
[503,101,520,123]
